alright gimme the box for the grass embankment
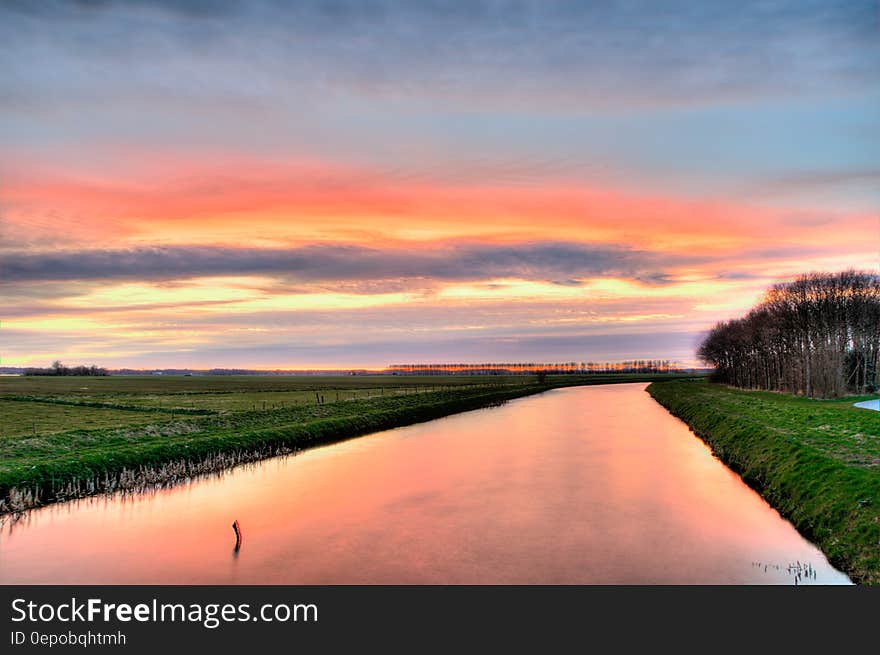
[648,379,880,584]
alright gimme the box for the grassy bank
[648,379,880,584]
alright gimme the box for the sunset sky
[2,1,878,369]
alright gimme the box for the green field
[0,373,545,396]
[0,373,683,416]
[0,373,691,513]
[648,379,880,584]
[0,399,176,438]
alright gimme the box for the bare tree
[699,270,880,398]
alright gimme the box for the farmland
[0,398,176,438]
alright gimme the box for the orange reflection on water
[0,383,849,584]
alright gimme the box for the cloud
[747,169,880,203]
[2,1,876,114]
[0,241,690,285]
[2,1,875,369]
[82,329,707,369]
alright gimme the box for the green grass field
[0,375,548,434]
[0,373,683,415]
[0,373,541,396]
[648,379,880,584]
[0,372,691,513]
[0,399,175,438]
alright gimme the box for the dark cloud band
[1,242,686,285]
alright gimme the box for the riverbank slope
[648,379,880,584]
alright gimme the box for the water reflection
[0,384,851,584]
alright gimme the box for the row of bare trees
[24,360,108,376]
[699,270,880,398]
[387,360,676,375]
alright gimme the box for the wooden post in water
[232,520,242,551]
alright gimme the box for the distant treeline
[387,360,678,375]
[699,270,880,398]
[24,361,108,376]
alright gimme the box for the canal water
[0,383,850,584]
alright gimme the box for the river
[0,383,850,584]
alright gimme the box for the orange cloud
[3,152,873,255]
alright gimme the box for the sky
[1,0,878,369]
